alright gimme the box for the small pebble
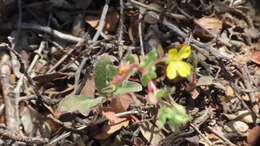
[238,110,253,124]
[224,121,249,134]
[233,121,249,133]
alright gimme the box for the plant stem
[143,57,168,74]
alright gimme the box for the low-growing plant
[103,44,193,131]
[58,44,196,131]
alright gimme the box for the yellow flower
[166,45,191,79]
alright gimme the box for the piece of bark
[0,49,19,132]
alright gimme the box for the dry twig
[92,0,110,41]
[208,127,236,146]
[0,23,85,43]
[0,128,48,145]
[118,0,124,58]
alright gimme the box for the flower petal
[168,48,178,61]
[166,62,177,79]
[175,61,191,77]
[177,45,191,60]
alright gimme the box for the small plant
[57,44,193,132]
[139,44,192,130]
[106,44,193,131]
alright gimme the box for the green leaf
[141,70,157,86]
[140,49,158,68]
[106,64,119,82]
[124,51,135,64]
[139,49,158,86]
[158,103,192,131]
[155,87,175,99]
[123,52,138,75]
[155,90,165,99]
[196,76,213,86]
[57,95,103,116]
[114,81,142,95]
[158,105,168,128]
[170,103,192,131]
[94,56,113,96]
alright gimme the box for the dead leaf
[140,122,165,145]
[102,110,117,123]
[110,93,134,113]
[251,50,260,65]
[128,14,139,45]
[85,11,119,34]
[206,133,218,141]
[45,118,60,134]
[94,93,134,140]
[190,89,200,100]
[94,117,129,140]
[80,76,96,98]
[195,17,222,38]
[225,85,235,98]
